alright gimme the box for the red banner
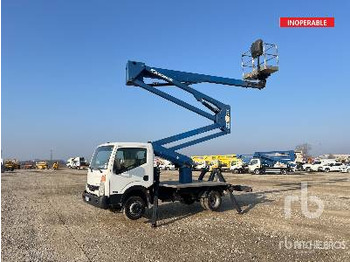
[280,17,334,27]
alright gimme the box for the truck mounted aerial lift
[248,150,296,175]
[83,39,279,227]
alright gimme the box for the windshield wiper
[89,166,102,173]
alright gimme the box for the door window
[114,148,147,174]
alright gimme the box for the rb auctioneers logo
[280,17,335,27]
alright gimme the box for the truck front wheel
[123,196,146,220]
[254,169,260,175]
[201,191,222,211]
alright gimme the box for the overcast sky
[2,0,350,161]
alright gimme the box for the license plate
[85,196,90,202]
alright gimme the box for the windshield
[250,159,258,165]
[90,145,114,170]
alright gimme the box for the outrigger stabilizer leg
[151,168,160,228]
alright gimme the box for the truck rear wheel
[123,196,145,220]
[201,191,222,211]
[200,197,209,209]
[280,169,287,175]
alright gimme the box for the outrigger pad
[229,185,252,192]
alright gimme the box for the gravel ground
[1,169,349,261]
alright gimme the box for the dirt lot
[1,169,349,262]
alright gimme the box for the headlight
[99,181,105,196]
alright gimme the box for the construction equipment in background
[83,39,278,226]
[22,162,35,169]
[248,151,296,175]
[36,161,49,170]
[191,154,240,171]
[52,161,59,170]
[3,159,21,171]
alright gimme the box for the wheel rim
[208,194,219,208]
[129,201,142,216]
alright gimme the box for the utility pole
[50,149,53,164]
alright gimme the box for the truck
[248,151,296,175]
[67,157,88,169]
[191,156,210,170]
[229,154,253,174]
[302,159,337,172]
[230,159,246,174]
[319,162,344,172]
[157,159,176,171]
[83,39,279,226]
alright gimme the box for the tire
[123,196,146,220]
[200,197,209,210]
[202,191,222,211]
[306,167,311,172]
[233,169,239,174]
[325,168,330,173]
[280,169,287,175]
[254,169,260,175]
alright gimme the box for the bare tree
[327,153,335,159]
[295,143,312,157]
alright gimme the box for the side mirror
[113,159,120,174]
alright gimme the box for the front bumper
[82,191,109,209]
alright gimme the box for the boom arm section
[253,151,296,166]
[126,60,268,183]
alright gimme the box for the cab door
[109,147,151,195]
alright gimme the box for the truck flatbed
[159,180,228,189]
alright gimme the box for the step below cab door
[109,146,153,195]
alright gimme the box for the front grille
[87,184,99,191]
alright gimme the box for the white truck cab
[248,158,289,174]
[230,161,245,174]
[83,143,154,213]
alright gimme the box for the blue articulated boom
[126,40,277,183]
[253,151,296,167]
